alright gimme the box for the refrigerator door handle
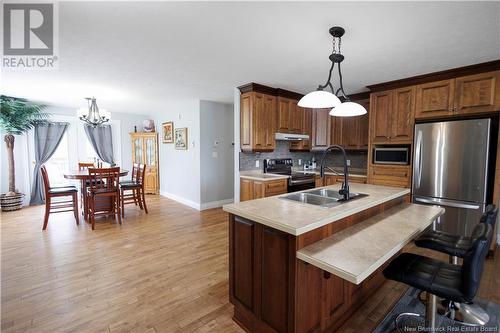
[414,197,481,210]
[415,130,423,189]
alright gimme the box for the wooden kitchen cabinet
[130,132,159,194]
[454,70,500,115]
[290,107,312,151]
[312,108,332,151]
[240,92,276,152]
[368,165,412,188]
[370,89,414,144]
[240,178,287,201]
[415,79,455,119]
[277,97,302,134]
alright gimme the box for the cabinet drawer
[369,165,411,188]
[264,180,288,196]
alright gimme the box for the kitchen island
[223,183,444,333]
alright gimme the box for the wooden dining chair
[120,164,148,217]
[41,165,79,230]
[86,167,121,230]
[78,162,95,170]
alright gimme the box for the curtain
[30,122,69,205]
[84,124,116,166]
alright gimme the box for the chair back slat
[78,162,94,170]
[137,164,146,189]
[40,165,51,195]
[132,163,141,182]
[88,167,120,192]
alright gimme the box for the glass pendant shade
[298,90,341,108]
[329,101,367,117]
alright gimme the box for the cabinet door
[370,91,393,143]
[391,86,415,143]
[144,166,158,194]
[240,93,252,150]
[144,136,157,166]
[324,175,337,186]
[277,97,290,133]
[240,179,254,202]
[455,70,500,115]
[312,108,331,150]
[358,113,369,149]
[253,181,266,199]
[252,93,267,150]
[132,137,144,164]
[263,94,277,150]
[415,79,455,119]
[323,274,350,329]
[291,108,312,151]
[289,100,303,134]
[296,261,322,333]
[342,117,359,149]
[330,117,343,146]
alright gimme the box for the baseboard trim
[200,198,234,211]
[159,191,201,210]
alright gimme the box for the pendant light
[77,97,110,127]
[298,26,367,117]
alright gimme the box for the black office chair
[414,205,497,325]
[383,223,492,332]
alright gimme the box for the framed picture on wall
[175,127,188,150]
[162,121,174,143]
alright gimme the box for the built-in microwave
[373,147,410,165]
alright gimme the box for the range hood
[275,133,310,141]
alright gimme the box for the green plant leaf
[0,95,50,135]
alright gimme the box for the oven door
[288,178,315,193]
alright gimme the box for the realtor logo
[2,2,58,69]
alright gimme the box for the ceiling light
[298,26,367,117]
[77,97,110,127]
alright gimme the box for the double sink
[280,188,368,208]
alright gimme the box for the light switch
[255,160,260,168]
[212,151,218,158]
[347,159,351,166]
[298,159,302,166]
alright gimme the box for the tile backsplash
[239,141,367,171]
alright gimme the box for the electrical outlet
[346,159,351,166]
[255,160,260,168]
[298,159,302,166]
[212,151,218,158]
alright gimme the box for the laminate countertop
[223,183,410,235]
[239,170,290,181]
[297,203,445,284]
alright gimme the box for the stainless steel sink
[280,193,339,207]
[305,189,368,202]
[280,189,368,208]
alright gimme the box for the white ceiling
[2,1,500,115]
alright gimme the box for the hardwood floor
[1,196,499,333]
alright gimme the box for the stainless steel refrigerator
[412,118,491,237]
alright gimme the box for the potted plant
[0,95,48,211]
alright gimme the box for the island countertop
[223,183,410,235]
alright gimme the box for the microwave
[373,147,410,165]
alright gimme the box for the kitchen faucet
[319,145,350,201]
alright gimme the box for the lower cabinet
[240,178,288,201]
[368,165,412,188]
[230,215,389,333]
[318,174,368,187]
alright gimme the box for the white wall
[200,100,234,209]
[0,104,147,204]
[154,99,202,209]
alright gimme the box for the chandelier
[77,97,110,127]
[298,27,367,117]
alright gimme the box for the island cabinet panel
[232,217,255,310]
[455,70,500,115]
[261,227,291,333]
[296,261,322,333]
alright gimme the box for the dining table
[64,169,129,220]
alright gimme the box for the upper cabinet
[415,70,500,119]
[370,88,414,144]
[240,91,276,152]
[331,98,370,150]
[277,97,303,134]
[455,70,500,115]
[290,107,312,151]
[311,108,332,151]
[415,79,455,119]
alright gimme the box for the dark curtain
[30,122,69,205]
[84,124,116,166]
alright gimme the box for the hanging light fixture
[77,97,110,127]
[298,26,367,117]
